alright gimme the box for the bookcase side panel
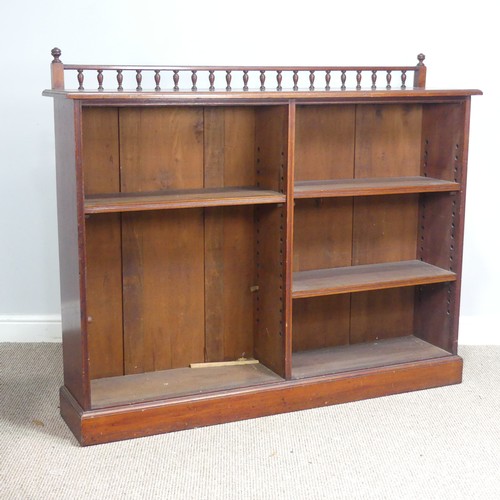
[415,100,469,353]
[54,98,90,409]
[253,107,289,377]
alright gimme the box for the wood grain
[61,355,463,445]
[294,176,459,198]
[292,260,456,298]
[294,105,355,181]
[119,107,205,373]
[53,98,90,409]
[91,362,281,408]
[292,335,449,379]
[81,107,123,379]
[84,188,285,213]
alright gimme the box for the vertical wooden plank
[120,107,204,192]
[351,195,418,344]
[203,108,225,362]
[120,107,205,374]
[53,98,90,409]
[295,105,355,181]
[352,104,422,344]
[293,105,355,353]
[292,295,350,351]
[354,104,422,178]
[81,107,123,380]
[204,108,256,362]
[122,210,205,373]
[253,106,288,377]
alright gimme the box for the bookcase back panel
[82,107,120,194]
[85,215,124,379]
[203,107,256,187]
[82,108,123,379]
[122,209,206,374]
[204,206,255,362]
[292,295,350,351]
[354,104,422,178]
[293,198,353,272]
[350,288,415,343]
[295,105,355,181]
[120,107,204,192]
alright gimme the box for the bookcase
[44,49,481,445]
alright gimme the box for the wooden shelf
[85,187,286,214]
[91,361,282,409]
[294,176,460,198]
[292,260,456,298]
[292,336,451,379]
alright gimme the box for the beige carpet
[1,344,499,499]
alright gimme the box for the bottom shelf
[292,336,451,380]
[91,361,283,409]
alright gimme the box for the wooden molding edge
[60,356,463,446]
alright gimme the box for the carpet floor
[1,344,499,499]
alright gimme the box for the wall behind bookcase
[0,0,497,343]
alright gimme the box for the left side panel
[53,98,89,409]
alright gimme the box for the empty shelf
[292,336,451,379]
[85,187,286,214]
[91,361,282,408]
[292,260,456,298]
[294,176,460,198]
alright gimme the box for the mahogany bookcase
[44,49,481,445]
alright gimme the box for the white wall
[0,0,498,343]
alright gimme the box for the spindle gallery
[43,49,481,445]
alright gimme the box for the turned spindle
[77,69,84,90]
[309,71,315,91]
[243,70,249,91]
[371,70,377,89]
[226,70,232,91]
[191,70,197,91]
[260,70,266,91]
[116,70,123,91]
[154,70,161,91]
[356,70,362,90]
[293,70,299,91]
[340,70,346,90]
[173,70,179,91]
[136,70,142,91]
[325,70,331,91]
[97,70,103,91]
[276,70,282,91]
[209,70,215,91]
[401,70,407,89]
[386,70,392,89]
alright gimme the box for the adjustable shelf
[45,48,480,446]
[292,260,456,299]
[294,176,460,198]
[84,187,286,214]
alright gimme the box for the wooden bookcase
[44,49,481,445]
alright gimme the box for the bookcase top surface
[43,88,482,103]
